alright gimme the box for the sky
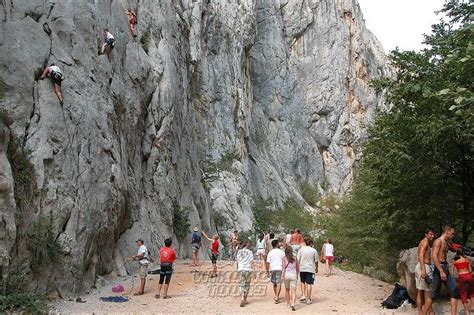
[357,0,446,52]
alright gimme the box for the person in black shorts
[297,238,319,304]
[39,64,64,105]
[155,238,177,299]
[203,231,220,277]
[99,28,115,63]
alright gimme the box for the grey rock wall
[0,0,389,297]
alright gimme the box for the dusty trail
[50,259,446,314]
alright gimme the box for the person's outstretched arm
[202,231,212,242]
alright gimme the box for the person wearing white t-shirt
[39,64,64,105]
[99,28,115,62]
[236,241,254,307]
[297,238,319,304]
[131,239,149,295]
[266,239,285,304]
[321,238,335,276]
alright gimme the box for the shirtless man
[415,228,435,315]
[423,225,458,315]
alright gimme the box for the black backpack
[52,71,64,82]
[382,283,409,309]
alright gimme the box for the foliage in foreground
[0,293,48,314]
[27,216,62,269]
[317,0,473,277]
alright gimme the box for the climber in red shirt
[155,238,177,299]
[125,9,137,38]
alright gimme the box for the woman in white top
[321,238,335,276]
[39,64,64,105]
[256,233,266,272]
[282,246,299,311]
[99,28,115,63]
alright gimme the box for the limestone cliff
[0,0,389,297]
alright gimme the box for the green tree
[371,0,473,245]
[321,0,473,273]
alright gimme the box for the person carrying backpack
[39,64,64,105]
[191,227,202,267]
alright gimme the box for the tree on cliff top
[320,0,473,272]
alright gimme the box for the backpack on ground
[381,283,409,309]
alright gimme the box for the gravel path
[50,259,447,314]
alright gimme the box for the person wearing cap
[131,239,149,295]
[191,227,202,267]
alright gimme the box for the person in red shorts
[125,9,137,38]
[155,238,176,299]
[203,231,220,278]
[453,248,474,315]
[321,238,335,276]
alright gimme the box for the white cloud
[357,0,446,52]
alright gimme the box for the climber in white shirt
[99,28,115,62]
[39,64,64,105]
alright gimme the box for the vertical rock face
[0,0,389,296]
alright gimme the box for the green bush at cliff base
[27,217,62,270]
[0,293,48,314]
[172,203,191,242]
[251,197,316,236]
[300,181,319,207]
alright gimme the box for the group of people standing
[37,9,138,106]
[127,228,336,311]
[190,227,335,311]
[415,225,474,315]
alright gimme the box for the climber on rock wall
[125,9,138,38]
[99,28,115,63]
[39,64,64,105]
